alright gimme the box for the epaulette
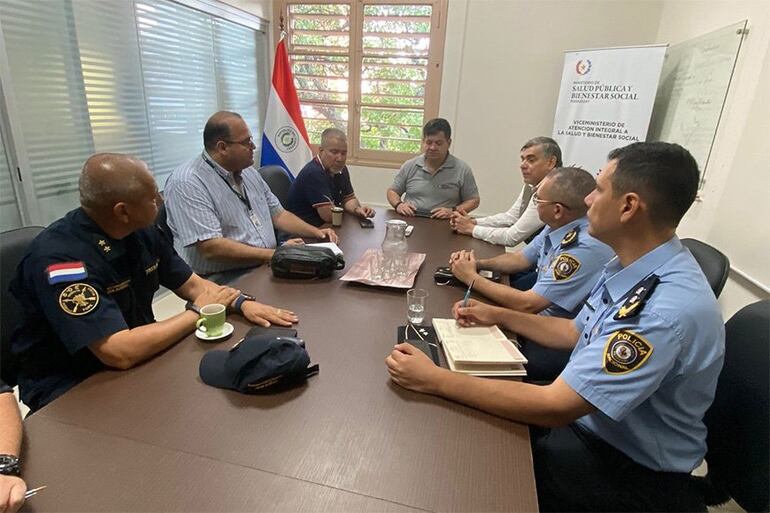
[614,274,660,320]
[560,226,579,249]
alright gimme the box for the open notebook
[432,318,527,377]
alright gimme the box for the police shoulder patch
[553,254,580,281]
[603,329,653,374]
[59,283,100,316]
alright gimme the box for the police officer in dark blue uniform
[387,142,724,512]
[10,153,299,413]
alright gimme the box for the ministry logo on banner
[575,59,592,75]
[552,45,667,175]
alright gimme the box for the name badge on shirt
[249,211,261,227]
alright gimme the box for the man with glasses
[450,137,561,248]
[388,143,723,512]
[448,167,614,381]
[164,111,338,277]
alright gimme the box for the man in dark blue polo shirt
[286,128,374,226]
[9,153,298,412]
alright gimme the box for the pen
[25,485,46,499]
[462,279,475,307]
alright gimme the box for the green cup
[195,304,227,337]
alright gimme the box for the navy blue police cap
[199,334,319,393]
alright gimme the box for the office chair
[681,238,730,298]
[0,226,44,386]
[156,201,173,246]
[258,165,293,207]
[698,300,769,512]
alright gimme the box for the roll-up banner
[552,45,667,175]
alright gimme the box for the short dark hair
[607,142,699,228]
[521,136,563,167]
[423,118,451,140]
[203,111,242,151]
[547,166,595,214]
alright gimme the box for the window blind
[213,17,266,155]
[0,130,21,230]
[136,0,219,187]
[73,0,154,165]
[0,0,267,224]
[0,0,94,224]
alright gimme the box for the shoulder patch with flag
[47,262,88,284]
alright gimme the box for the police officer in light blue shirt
[386,142,723,512]
[449,167,614,381]
[563,235,724,472]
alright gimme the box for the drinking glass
[406,288,428,324]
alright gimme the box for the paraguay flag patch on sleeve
[46,262,88,284]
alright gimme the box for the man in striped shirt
[164,111,338,275]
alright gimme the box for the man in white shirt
[450,137,562,248]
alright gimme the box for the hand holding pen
[462,279,475,307]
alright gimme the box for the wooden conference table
[20,208,538,512]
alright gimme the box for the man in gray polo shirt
[386,118,480,219]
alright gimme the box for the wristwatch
[0,455,20,476]
[233,293,256,313]
[185,301,201,315]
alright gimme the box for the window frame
[274,0,447,168]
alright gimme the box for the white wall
[350,0,665,212]
[231,0,768,317]
[656,0,770,318]
[221,0,271,20]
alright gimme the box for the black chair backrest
[1,226,44,386]
[156,201,173,246]
[681,238,730,298]
[704,300,769,512]
[258,165,293,207]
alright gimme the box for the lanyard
[203,154,252,211]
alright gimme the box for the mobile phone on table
[359,218,374,228]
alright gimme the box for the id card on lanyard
[203,153,260,227]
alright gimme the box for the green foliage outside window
[288,3,434,155]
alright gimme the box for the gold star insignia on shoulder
[98,239,107,246]
[613,275,660,320]
[560,227,579,248]
[103,245,111,253]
